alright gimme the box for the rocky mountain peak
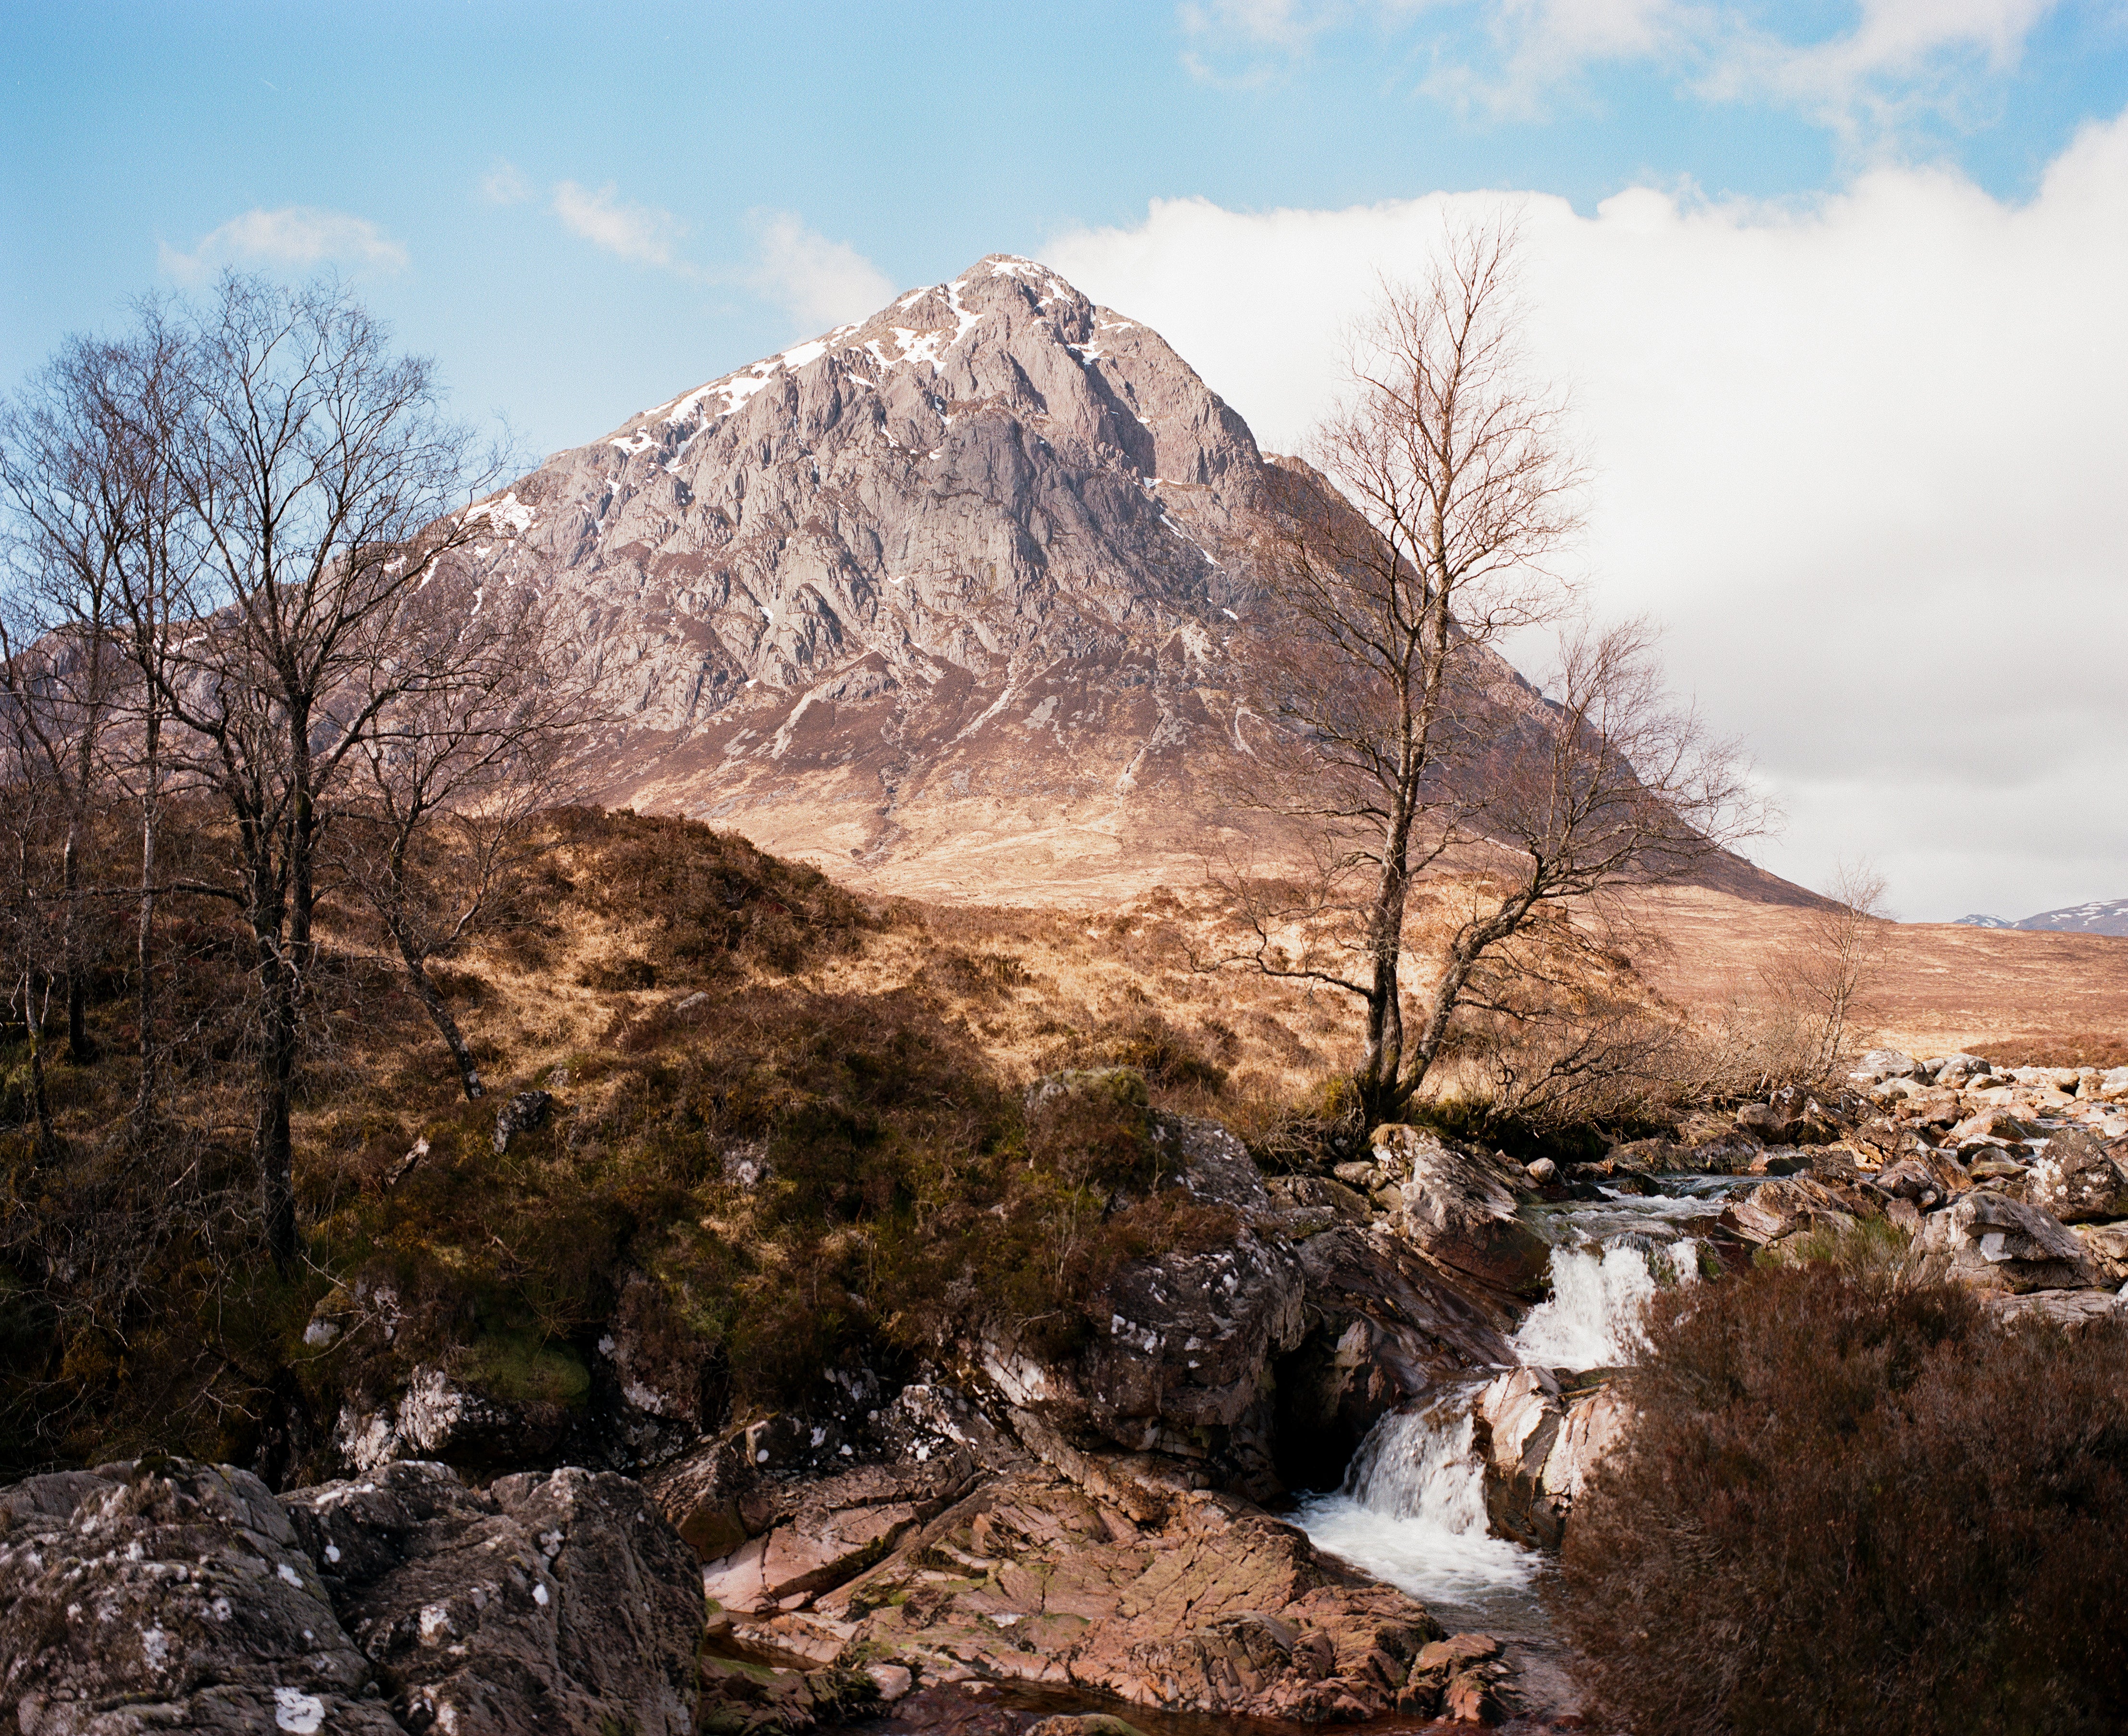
[462,255,1288,897]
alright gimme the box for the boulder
[0,1460,400,1735]
[1856,1049,1921,1082]
[333,1363,572,1474]
[1984,1287,2128,1332]
[1269,1225,1517,1492]
[1371,1124,1553,1298]
[1470,1371,1628,1549]
[2073,1222,2128,1286]
[736,1465,1443,1723]
[281,1460,703,1736]
[981,1224,1303,1474]
[2027,1130,2128,1223]
[1908,1193,2093,1295]
[493,1088,555,1153]
[1719,1176,1867,1248]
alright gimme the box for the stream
[1294,1174,1765,1717]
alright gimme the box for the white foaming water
[1512,1237,1700,1372]
[1296,1393,1539,1612]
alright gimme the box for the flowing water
[1294,1173,1765,1716]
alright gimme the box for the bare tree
[1759,860,1891,1078]
[136,276,501,1272]
[1219,224,1757,1120]
[335,563,591,1099]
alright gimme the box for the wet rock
[1269,1225,1517,1492]
[1400,1632,1514,1724]
[743,1465,1441,1723]
[493,1088,555,1153]
[2027,1129,2128,1223]
[0,1460,399,1735]
[1719,1175,1872,1247]
[1908,1193,2093,1294]
[1471,1372,1628,1549]
[1372,1124,1553,1298]
[282,1459,703,1736]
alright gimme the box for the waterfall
[1295,1388,1538,1606]
[1511,1236,1700,1372]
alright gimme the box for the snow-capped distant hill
[1955,900,2128,937]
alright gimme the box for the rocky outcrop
[2027,1129,2128,1222]
[1369,1124,1553,1299]
[0,1461,400,1735]
[1908,1192,2092,1294]
[1471,1370,1630,1549]
[724,1463,1443,1724]
[0,1458,703,1736]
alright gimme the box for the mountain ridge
[473,254,1817,908]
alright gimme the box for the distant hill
[1954,899,2128,937]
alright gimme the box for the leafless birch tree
[1220,221,1757,1120]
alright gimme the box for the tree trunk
[132,713,159,1137]
[254,942,299,1274]
[24,971,60,1166]
[62,818,90,1063]
[395,930,484,1099]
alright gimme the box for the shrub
[1557,1266,2128,1736]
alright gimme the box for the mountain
[1957,900,2128,937]
[473,254,1810,907]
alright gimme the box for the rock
[1735,1102,1783,1137]
[866,1662,915,1701]
[1908,1192,2093,1294]
[1401,1632,1514,1724]
[697,1458,984,1613]
[333,1363,571,1474]
[1863,1157,1955,1213]
[1026,1718,1147,1736]
[1984,1286,2128,1331]
[282,1459,703,1736]
[2073,1222,2128,1285]
[1156,1110,1272,1215]
[741,1465,1442,1723]
[1471,1372,1629,1548]
[981,1221,1303,1475]
[493,1088,554,1153]
[2028,1130,2128,1223]
[695,1656,881,1734]
[1719,1176,1871,1247]
[1372,1124,1553,1298]
[600,1269,718,1446]
[1269,1226,1517,1492]
[1857,1048,1921,1081]
[1524,1157,1557,1184]
[1952,1107,2043,1145]
[0,1460,400,1735]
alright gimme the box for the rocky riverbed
[7,1053,2124,1734]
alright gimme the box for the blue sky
[6,1,2125,454]
[4,2,2127,920]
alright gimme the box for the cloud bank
[1044,107,2128,919]
[159,207,408,281]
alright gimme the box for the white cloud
[742,212,896,334]
[551,181,686,266]
[1043,107,2128,920]
[1177,0,2073,143]
[480,160,532,205]
[158,206,408,282]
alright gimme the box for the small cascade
[1512,1236,1702,1371]
[1295,1389,1538,1610]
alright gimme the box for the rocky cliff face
[476,254,1275,898]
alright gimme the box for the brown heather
[1558,1265,2128,1736]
